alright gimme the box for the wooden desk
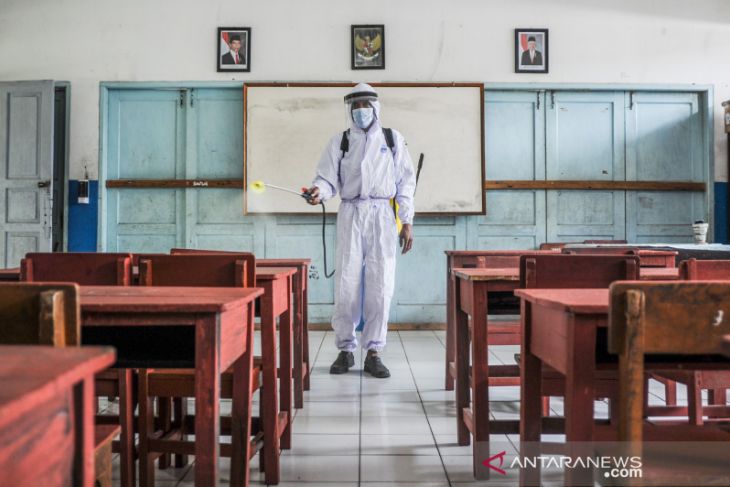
[0,267,20,281]
[258,258,311,409]
[255,266,296,450]
[639,267,680,280]
[453,267,521,479]
[724,335,730,358]
[516,288,608,485]
[0,345,115,487]
[79,286,262,487]
[444,250,556,390]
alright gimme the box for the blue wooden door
[545,91,626,242]
[0,81,55,266]
[471,90,547,250]
[104,89,185,252]
[625,92,705,242]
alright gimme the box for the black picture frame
[351,24,385,70]
[514,28,548,74]
[217,27,251,73]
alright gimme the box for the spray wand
[249,180,334,278]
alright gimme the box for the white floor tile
[360,455,448,482]
[282,433,360,456]
[360,434,439,455]
[360,400,426,416]
[361,415,432,435]
[278,455,359,482]
[295,400,359,417]
[291,415,359,434]
[361,389,422,402]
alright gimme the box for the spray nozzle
[249,180,315,202]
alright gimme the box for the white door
[0,81,55,267]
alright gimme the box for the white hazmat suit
[312,83,416,352]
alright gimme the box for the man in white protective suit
[306,83,416,378]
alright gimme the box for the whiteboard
[244,83,485,214]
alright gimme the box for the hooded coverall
[312,83,416,352]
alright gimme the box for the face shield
[343,83,381,129]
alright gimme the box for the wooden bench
[645,259,730,425]
[171,248,312,409]
[136,253,287,485]
[21,252,133,285]
[604,282,730,485]
[0,282,118,487]
[20,252,137,487]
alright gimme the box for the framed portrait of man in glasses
[515,28,548,73]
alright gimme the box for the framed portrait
[351,25,385,70]
[514,28,548,73]
[217,27,251,72]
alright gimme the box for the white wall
[1,0,729,180]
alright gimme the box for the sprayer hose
[321,202,335,278]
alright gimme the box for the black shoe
[364,354,391,378]
[330,351,355,374]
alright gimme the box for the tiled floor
[110,329,692,486]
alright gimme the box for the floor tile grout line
[358,336,363,487]
[396,330,453,487]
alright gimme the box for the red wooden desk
[255,266,296,450]
[258,258,311,409]
[516,288,608,486]
[453,267,520,479]
[444,250,557,390]
[0,267,20,281]
[0,345,115,487]
[79,286,262,487]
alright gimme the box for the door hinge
[536,92,540,110]
[629,91,635,110]
[550,91,556,109]
[179,90,185,107]
[190,89,195,107]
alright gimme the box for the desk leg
[260,295,281,484]
[455,278,470,446]
[471,281,491,480]
[195,315,221,486]
[279,279,294,450]
[302,268,311,392]
[445,259,455,390]
[292,270,304,409]
[118,369,135,487]
[520,301,542,487]
[231,303,255,487]
[564,314,596,486]
[73,376,95,487]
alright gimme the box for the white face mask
[352,107,374,129]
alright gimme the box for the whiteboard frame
[243,82,486,215]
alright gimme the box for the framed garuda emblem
[351,25,385,70]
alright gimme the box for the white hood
[345,82,381,131]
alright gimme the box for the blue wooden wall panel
[475,91,546,250]
[546,92,626,241]
[626,92,703,242]
[100,86,712,322]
